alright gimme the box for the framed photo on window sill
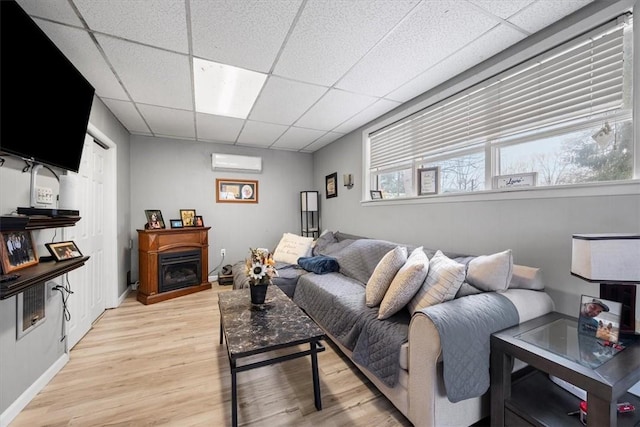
[370,190,383,200]
[418,167,440,196]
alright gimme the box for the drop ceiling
[17,0,593,152]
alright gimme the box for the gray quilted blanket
[419,292,519,403]
[293,273,409,387]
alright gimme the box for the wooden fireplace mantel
[137,227,211,304]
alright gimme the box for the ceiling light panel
[190,0,302,72]
[74,0,189,53]
[193,58,267,119]
[274,0,419,86]
[249,76,328,125]
[97,35,193,110]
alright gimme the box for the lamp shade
[301,191,318,212]
[571,234,640,283]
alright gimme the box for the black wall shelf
[0,215,81,232]
[0,256,90,299]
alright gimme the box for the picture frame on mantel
[326,172,338,199]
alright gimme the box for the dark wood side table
[491,312,640,427]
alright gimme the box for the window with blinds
[368,15,634,197]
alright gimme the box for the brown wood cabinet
[137,227,211,305]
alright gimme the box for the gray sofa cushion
[333,239,401,285]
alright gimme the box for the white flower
[249,262,267,281]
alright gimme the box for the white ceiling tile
[272,127,327,151]
[249,77,328,126]
[138,104,195,139]
[333,99,401,134]
[295,89,378,131]
[190,0,302,73]
[468,0,536,20]
[274,0,419,86]
[16,0,83,26]
[196,113,244,143]
[237,121,289,147]
[508,0,593,34]
[74,0,188,53]
[33,20,128,101]
[303,132,345,152]
[336,1,499,97]
[102,99,150,133]
[96,35,192,110]
[387,24,526,102]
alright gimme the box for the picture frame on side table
[370,190,383,200]
[417,167,440,196]
[180,209,197,227]
[144,209,165,229]
[45,241,83,262]
[170,219,184,229]
[326,172,338,199]
[0,231,38,272]
[216,179,259,203]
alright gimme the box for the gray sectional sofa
[233,231,555,426]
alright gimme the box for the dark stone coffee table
[218,284,325,427]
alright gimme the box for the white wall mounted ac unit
[211,153,262,173]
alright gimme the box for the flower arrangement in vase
[245,248,277,304]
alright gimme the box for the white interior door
[64,133,106,349]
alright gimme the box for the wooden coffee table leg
[311,341,322,410]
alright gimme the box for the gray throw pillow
[466,249,513,292]
[508,264,544,290]
[378,247,429,320]
[407,250,466,314]
[334,239,401,285]
[366,246,408,307]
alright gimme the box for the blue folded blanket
[297,256,339,274]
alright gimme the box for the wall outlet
[220,248,226,257]
[36,187,54,205]
[47,281,58,299]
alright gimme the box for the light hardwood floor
[10,284,413,426]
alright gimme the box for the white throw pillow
[407,250,466,314]
[378,247,429,320]
[366,246,408,307]
[272,233,314,264]
[466,249,513,292]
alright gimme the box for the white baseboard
[0,353,69,427]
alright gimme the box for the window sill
[362,179,640,206]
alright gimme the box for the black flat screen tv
[0,0,95,173]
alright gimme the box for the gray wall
[129,136,314,280]
[0,96,130,415]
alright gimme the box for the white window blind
[369,17,629,171]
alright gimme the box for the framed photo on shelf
[216,178,258,203]
[417,167,440,196]
[45,241,83,262]
[370,190,383,200]
[326,172,338,199]
[194,215,204,227]
[144,209,165,229]
[170,219,183,228]
[0,231,38,273]
[180,209,197,227]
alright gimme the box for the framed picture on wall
[326,172,338,199]
[216,179,259,203]
[0,231,38,273]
